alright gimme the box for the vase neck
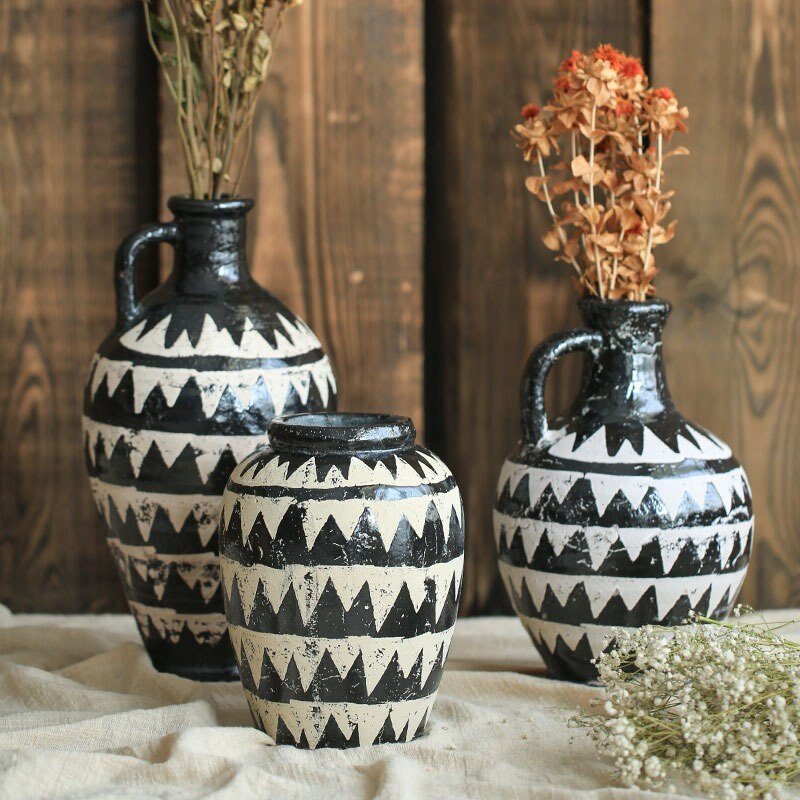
[578,299,673,418]
[168,196,254,294]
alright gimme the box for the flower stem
[537,151,581,277]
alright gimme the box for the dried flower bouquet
[575,611,800,800]
[144,0,304,199]
[514,45,688,300]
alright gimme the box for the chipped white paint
[228,626,454,694]
[89,478,220,546]
[119,313,323,360]
[83,419,269,483]
[493,513,753,573]
[245,691,436,749]
[496,460,749,519]
[517,614,633,659]
[222,485,463,551]
[128,601,227,645]
[548,424,732,465]
[108,540,220,602]
[498,561,747,619]
[221,555,464,629]
[88,355,335,417]
[231,451,452,491]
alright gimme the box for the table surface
[0,606,797,800]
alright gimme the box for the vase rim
[578,296,672,314]
[268,412,417,455]
[167,195,255,217]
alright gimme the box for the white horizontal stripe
[128,601,227,646]
[231,450,452,490]
[90,478,221,547]
[119,312,323,360]
[88,354,335,416]
[228,626,454,694]
[496,460,750,519]
[498,561,747,619]
[221,555,464,630]
[221,485,463,551]
[517,614,633,658]
[245,690,436,748]
[108,540,220,603]
[83,418,269,483]
[547,424,732,464]
[494,512,753,572]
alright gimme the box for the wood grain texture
[652,0,800,608]
[160,0,425,428]
[427,1,643,614]
[0,1,158,612]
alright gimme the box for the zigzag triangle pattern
[232,448,452,491]
[518,614,630,659]
[84,419,270,485]
[109,540,220,604]
[88,354,335,418]
[495,416,754,679]
[495,512,753,576]
[221,556,464,630]
[496,460,750,521]
[229,625,452,696]
[499,561,748,620]
[128,601,227,647]
[221,486,463,553]
[90,478,221,548]
[246,691,436,749]
[120,312,323,360]
[547,423,732,465]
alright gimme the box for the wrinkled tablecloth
[0,605,797,800]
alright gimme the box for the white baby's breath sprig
[573,608,800,800]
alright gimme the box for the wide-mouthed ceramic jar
[219,412,465,748]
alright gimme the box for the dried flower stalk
[574,609,800,799]
[143,0,304,199]
[514,45,688,300]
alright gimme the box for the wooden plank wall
[1,0,799,613]
[0,1,158,612]
[427,0,643,612]
[653,0,800,608]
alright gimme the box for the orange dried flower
[559,50,582,73]
[513,45,689,301]
[593,44,624,70]
[652,87,675,101]
[615,100,635,117]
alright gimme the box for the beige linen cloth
[1,606,798,800]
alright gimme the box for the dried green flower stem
[143,0,302,199]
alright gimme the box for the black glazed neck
[269,413,417,456]
[577,298,674,417]
[168,195,255,292]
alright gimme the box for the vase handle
[114,222,182,328]
[521,328,602,445]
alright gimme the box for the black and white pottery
[219,413,464,748]
[495,299,753,682]
[83,196,337,681]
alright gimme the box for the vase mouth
[268,412,417,455]
[168,195,255,217]
[578,296,671,333]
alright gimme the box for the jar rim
[268,412,417,455]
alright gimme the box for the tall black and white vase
[82,196,337,681]
[219,413,464,748]
[494,299,753,682]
